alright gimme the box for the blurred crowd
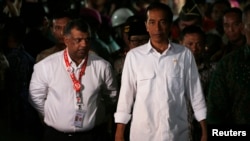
[0,0,250,141]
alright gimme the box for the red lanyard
[64,50,88,92]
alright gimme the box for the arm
[102,63,118,113]
[186,52,207,140]
[115,123,126,141]
[199,119,207,141]
[114,52,136,139]
[29,63,48,117]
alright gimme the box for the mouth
[152,33,162,37]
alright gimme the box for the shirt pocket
[137,71,155,93]
[166,65,184,94]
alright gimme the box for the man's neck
[229,36,246,48]
[151,41,169,54]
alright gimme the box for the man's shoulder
[36,50,63,66]
[169,42,191,55]
[220,46,245,62]
[127,43,148,54]
[89,53,111,66]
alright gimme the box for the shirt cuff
[194,107,207,121]
[114,112,131,124]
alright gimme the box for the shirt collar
[143,40,173,54]
[66,49,86,68]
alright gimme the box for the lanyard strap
[64,50,88,93]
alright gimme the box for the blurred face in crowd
[52,17,71,44]
[223,12,243,43]
[181,33,205,59]
[145,9,170,44]
[211,3,229,22]
[129,35,149,49]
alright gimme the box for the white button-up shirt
[114,42,206,141]
[29,50,117,132]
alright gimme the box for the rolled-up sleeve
[114,52,136,124]
[186,54,207,122]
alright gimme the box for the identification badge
[74,109,86,128]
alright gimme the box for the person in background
[211,7,245,62]
[3,17,43,141]
[206,0,231,38]
[36,9,74,62]
[111,8,134,53]
[97,15,121,57]
[207,3,250,129]
[21,1,54,59]
[29,18,117,141]
[127,20,149,49]
[180,25,206,66]
[79,7,112,64]
[171,1,203,43]
[180,25,216,141]
[114,2,207,141]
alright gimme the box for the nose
[60,29,64,35]
[156,22,161,31]
[228,26,233,32]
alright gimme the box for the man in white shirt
[114,2,207,141]
[29,18,117,141]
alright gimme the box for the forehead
[53,17,71,24]
[69,28,89,37]
[183,33,203,40]
[224,12,241,21]
[147,9,167,20]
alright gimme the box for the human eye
[233,22,241,27]
[160,20,167,25]
[83,37,91,42]
[148,20,155,25]
[72,38,81,44]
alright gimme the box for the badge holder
[74,93,86,128]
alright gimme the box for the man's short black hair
[64,18,91,37]
[145,2,173,24]
[223,7,242,20]
[180,25,205,42]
